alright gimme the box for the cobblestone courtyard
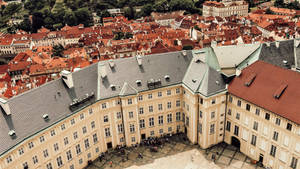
[86,136,264,169]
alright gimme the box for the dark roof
[0,50,226,156]
[259,40,295,69]
[229,60,300,125]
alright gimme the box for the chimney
[275,41,280,48]
[136,55,142,66]
[236,69,242,77]
[0,98,11,115]
[60,70,74,88]
[98,63,107,78]
[108,59,115,68]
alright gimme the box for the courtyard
[86,135,264,169]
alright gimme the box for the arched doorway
[231,136,241,149]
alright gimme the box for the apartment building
[0,51,227,169]
[203,0,248,17]
[0,51,298,169]
[226,61,300,169]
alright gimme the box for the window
[273,131,278,141]
[158,115,163,125]
[186,117,189,126]
[131,137,136,142]
[102,103,106,109]
[211,99,216,104]
[234,125,239,136]
[138,95,143,101]
[71,119,75,125]
[57,156,63,167]
[167,102,171,109]
[290,157,298,169]
[148,94,152,99]
[186,105,189,111]
[95,147,99,153]
[229,96,232,103]
[139,107,144,114]
[116,99,120,105]
[93,133,98,143]
[255,108,260,116]
[199,123,202,134]
[167,114,172,123]
[82,126,87,134]
[176,100,180,107]
[61,124,66,130]
[226,121,231,131]
[275,118,281,126]
[73,132,78,140]
[158,104,163,111]
[176,112,181,121]
[176,88,180,94]
[50,130,56,136]
[149,117,154,127]
[237,100,241,107]
[32,155,38,164]
[159,129,163,134]
[40,136,45,143]
[80,113,84,120]
[46,163,53,169]
[6,155,12,164]
[129,111,134,118]
[84,139,90,149]
[89,108,93,114]
[23,162,28,168]
[182,113,185,123]
[211,112,215,119]
[79,158,83,164]
[117,124,123,133]
[128,98,132,105]
[116,112,122,119]
[91,121,95,129]
[139,119,145,129]
[28,142,34,149]
[286,123,292,131]
[227,109,231,115]
[54,143,59,151]
[246,104,251,111]
[19,148,24,155]
[64,137,69,145]
[43,149,49,158]
[130,124,135,133]
[251,135,257,146]
[167,90,171,95]
[149,105,153,112]
[270,145,276,157]
[76,144,81,154]
[236,113,240,120]
[265,113,270,120]
[199,111,202,118]
[104,115,109,122]
[158,91,162,97]
[168,127,172,132]
[150,131,154,136]
[253,121,258,131]
[199,98,203,104]
[210,124,215,134]
[105,127,111,137]
[66,150,72,161]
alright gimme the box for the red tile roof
[228,61,300,124]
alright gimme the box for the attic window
[244,73,256,87]
[192,79,197,83]
[110,84,116,91]
[42,114,49,120]
[274,83,288,99]
[164,75,170,81]
[136,80,142,86]
[8,130,15,137]
[216,81,219,85]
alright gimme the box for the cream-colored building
[0,51,298,169]
[203,0,248,17]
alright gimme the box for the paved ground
[85,136,264,169]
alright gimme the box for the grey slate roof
[0,50,227,156]
[259,40,295,69]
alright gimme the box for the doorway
[231,136,241,149]
[141,134,146,140]
[107,142,112,149]
[259,154,264,163]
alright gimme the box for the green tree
[140,4,153,17]
[153,0,169,12]
[52,44,64,57]
[124,6,135,20]
[17,17,32,32]
[75,8,93,27]
[64,11,77,26]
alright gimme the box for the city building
[202,0,248,17]
[0,50,299,169]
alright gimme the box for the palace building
[203,0,248,17]
[0,50,298,169]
